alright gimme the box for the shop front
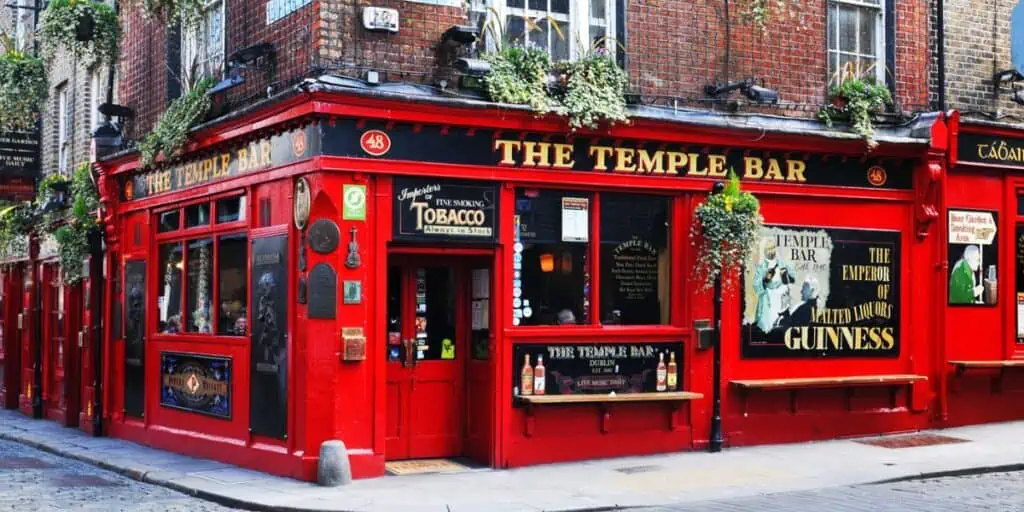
[942,114,1024,426]
[95,87,948,481]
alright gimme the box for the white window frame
[57,86,69,174]
[14,0,33,52]
[473,0,616,61]
[827,0,885,85]
[90,69,102,134]
[181,0,226,82]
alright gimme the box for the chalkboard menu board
[512,342,683,399]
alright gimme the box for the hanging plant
[39,0,121,65]
[37,173,72,232]
[817,76,892,151]
[0,202,36,259]
[550,48,629,131]
[0,40,48,132]
[484,46,552,112]
[690,171,763,291]
[53,165,101,283]
[138,77,214,168]
[133,0,205,28]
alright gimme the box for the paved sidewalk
[1,410,1023,512]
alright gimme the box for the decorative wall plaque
[308,219,340,254]
[294,177,311,230]
[343,280,361,305]
[308,263,337,320]
[342,327,366,361]
[160,352,231,419]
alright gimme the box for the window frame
[473,0,616,60]
[90,69,102,135]
[826,0,885,85]
[181,0,227,81]
[57,85,69,174]
[152,192,249,340]
[511,187,676,330]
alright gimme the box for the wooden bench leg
[669,402,681,431]
[992,369,1006,394]
[788,390,798,414]
[524,403,536,438]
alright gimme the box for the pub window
[599,193,671,325]
[186,238,213,332]
[158,210,180,233]
[158,242,184,333]
[514,189,591,326]
[185,203,211,228]
[216,196,246,224]
[470,0,615,61]
[827,0,884,85]
[218,234,248,335]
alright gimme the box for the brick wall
[937,0,1020,118]
[40,48,111,177]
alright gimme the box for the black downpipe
[30,0,43,420]
[708,181,725,453]
[104,0,118,116]
[885,0,896,99]
[89,231,103,436]
[936,0,946,111]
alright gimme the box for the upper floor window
[14,0,33,52]
[90,69,102,134]
[473,0,615,61]
[57,84,69,173]
[182,0,226,81]
[827,0,884,85]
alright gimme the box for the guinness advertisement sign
[957,132,1024,169]
[393,178,499,242]
[160,352,231,419]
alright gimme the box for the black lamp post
[709,180,725,453]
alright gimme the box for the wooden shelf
[948,360,1024,369]
[731,374,927,391]
[516,391,703,405]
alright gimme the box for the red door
[0,270,22,409]
[43,265,80,426]
[385,258,467,460]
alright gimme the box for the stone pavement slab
[3,408,1024,511]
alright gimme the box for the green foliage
[736,0,803,30]
[691,170,763,291]
[551,49,628,130]
[39,0,121,65]
[133,0,204,28]
[484,46,552,112]
[139,77,214,168]
[0,202,35,259]
[818,77,892,150]
[0,46,47,132]
[54,165,101,283]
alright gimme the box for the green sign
[343,184,367,220]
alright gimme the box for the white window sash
[828,0,884,83]
[488,0,615,60]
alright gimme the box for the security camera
[455,58,491,77]
[743,85,779,104]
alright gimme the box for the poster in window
[947,210,998,306]
[160,352,231,419]
[1016,225,1024,342]
[740,226,900,359]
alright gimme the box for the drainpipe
[89,228,103,436]
[708,181,725,453]
[936,0,946,111]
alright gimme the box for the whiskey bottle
[667,352,678,391]
[534,355,546,395]
[521,354,533,396]
[656,352,667,392]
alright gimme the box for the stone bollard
[318,440,352,486]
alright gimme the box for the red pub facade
[30,83,949,480]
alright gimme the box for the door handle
[403,338,413,368]
[17,312,23,330]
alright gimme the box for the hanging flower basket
[39,0,121,65]
[0,48,47,132]
[138,77,215,168]
[817,77,892,151]
[550,49,629,131]
[690,171,764,291]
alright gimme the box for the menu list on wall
[602,239,661,324]
[512,342,683,400]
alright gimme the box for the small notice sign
[561,197,589,242]
[343,184,367,220]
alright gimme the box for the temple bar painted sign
[160,352,232,419]
[512,342,683,400]
[741,226,901,358]
[393,178,499,242]
[322,119,913,190]
[0,131,40,201]
[120,124,318,201]
[957,132,1024,169]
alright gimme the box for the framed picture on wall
[948,209,999,306]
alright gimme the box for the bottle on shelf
[667,352,678,391]
[656,352,667,392]
[520,354,534,396]
[534,355,546,395]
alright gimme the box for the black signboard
[160,352,231,419]
[0,131,39,202]
[323,119,913,190]
[740,226,901,358]
[250,235,288,439]
[393,178,499,242]
[124,260,146,417]
[957,132,1024,169]
[308,263,337,319]
[512,342,683,399]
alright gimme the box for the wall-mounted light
[560,252,573,274]
[442,25,479,46]
[540,253,554,273]
[704,78,779,104]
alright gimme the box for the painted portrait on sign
[741,225,900,359]
[947,210,998,306]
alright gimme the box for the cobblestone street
[0,439,239,512]
[638,471,1024,512]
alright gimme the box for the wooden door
[385,259,466,460]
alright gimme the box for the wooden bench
[948,360,1024,392]
[731,374,927,414]
[515,391,703,436]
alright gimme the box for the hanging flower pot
[39,0,121,65]
[75,11,95,42]
[690,171,763,291]
[0,48,47,132]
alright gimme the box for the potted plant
[139,77,215,167]
[39,0,120,65]
[690,171,763,291]
[818,76,892,151]
[550,47,629,130]
[52,165,101,283]
[483,46,553,113]
[137,0,206,28]
[0,36,47,133]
